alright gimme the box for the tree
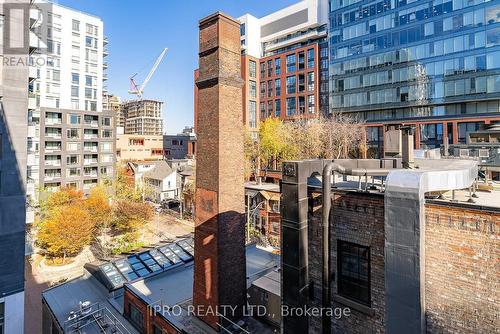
[39,187,84,219]
[36,205,94,260]
[84,185,112,228]
[113,199,154,233]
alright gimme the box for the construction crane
[128,47,168,99]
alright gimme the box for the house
[143,161,178,203]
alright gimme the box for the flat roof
[42,274,139,334]
[252,269,281,296]
[245,182,280,192]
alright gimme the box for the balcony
[26,208,35,225]
[44,145,62,153]
[84,146,98,153]
[45,132,62,139]
[27,124,37,138]
[84,120,99,127]
[103,62,108,69]
[28,94,37,110]
[29,30,46,53]
[84,172,98,178]
[103,48,109,56]
[44,174,62,181]
[103,36,109,45]
[45,160,61,167]
[45,118,62,126]
[84,159,98,165]
[29,65,37,82]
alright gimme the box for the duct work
[281,157,478,334]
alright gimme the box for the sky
[55,0,299,134]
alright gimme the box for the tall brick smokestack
[193,12,246,331]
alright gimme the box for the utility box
[384,128,402,157]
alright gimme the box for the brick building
[280,158,499,334]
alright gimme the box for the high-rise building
[238,0,330,137]
[103,92,123,133]
[28,1,115,197]
[121,99,163,135]
[0,0,38,332]
[329,0,500,158]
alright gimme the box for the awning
[260,191,280,201]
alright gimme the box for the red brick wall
[424,203,500,333]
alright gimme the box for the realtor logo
[2,1,51,55]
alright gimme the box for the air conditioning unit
[459,149,469,157]
[478,149,489,158]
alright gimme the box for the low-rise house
[245,182,281,247]
[143,161,178,203]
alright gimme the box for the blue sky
[55,0,298,134]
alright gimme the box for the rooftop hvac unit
[478,149,489,158]
[459,149,469,157]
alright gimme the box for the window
[85,87,92,99]
[67,128,79,139]
[72,19,80,31]
[129,303,144,331]
[286,97,296,116]
[260,102,266,119]
[240,23,246,35]
[260,62,266,77]
[86,75,92,86]
[298,74,305,92]
[275,79,281,96]
[275,58,281,75]
[260,82,266,98]
[267,80,273,98]
[286,54,296,73]
[308,95,315,113]
[102,129,113,138]
[101,117,112,126]
[267,101,273,116]
[275,100,281,117]
[308,72,315,91]
[249,80,257,99]
[67,155,79,165]
[249,101,257,128]
[286,75,296,94]
[69,114,81,125]
[267,60,273,77]
[71,73,79,84]
[71,86,79,97]
[307,49,314,68]
[298,51,305,70]
[337,240,371,306]
[249,60,256,78]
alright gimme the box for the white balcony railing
[45,160,61,167]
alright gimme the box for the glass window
[298,51,305,70]
[249,60,256,78]
[338,240,371,306]
[249,101,257,128]
[286,97,296,116]
[71,86,79,97]
[129,302,144,331]
[286,54,296,73]
[308,95,315,113]
[249,80,257,99]
[275,99,281,117]
[275,58,281,75]
[286,75,296,94]
[307,48,315,68]
[240,23,246,35]
[260,82,266,98]
[307,72,315,91]
[71,73,79,84]
[267,80,273,98]
[72,19,80,31]
[69,114,81,125]
[275,78,281,96]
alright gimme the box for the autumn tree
[113,200,154,233]
[39,187,84,220]
[36,205,94,260]
[84,185,112,227]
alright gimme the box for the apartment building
[238,0,330,136]
[39,107,115,192]
[121,99,163,135]
[27,1,114,197]
[116,134,164,161]
[103,92,123,133]
[329,0,500,157]
[0,0,39,331]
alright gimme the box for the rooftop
[245,182,280,193]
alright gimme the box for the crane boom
[128,47,168,99]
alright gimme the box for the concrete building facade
[102,92,122,132]
[329,0,500,157]
[116,134,164,162]
[0,0,37,332]
[39,107,115,192]
[27,1,112,197]
[163,126,196,160]
[122,99,163,135]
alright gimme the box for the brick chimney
[193,12,246,331]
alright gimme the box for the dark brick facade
[307,190,499,334]
[193,12,246,331]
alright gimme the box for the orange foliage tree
[37,205,94,259]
